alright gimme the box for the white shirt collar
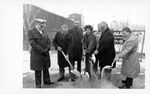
[36,25,43,34]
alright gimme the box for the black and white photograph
[0,0,150,94]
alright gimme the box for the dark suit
[96,28,116,71]
[69,27,83,72]
[28,27,51,87]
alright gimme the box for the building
[68,13,84,28]
[23,4,74,51]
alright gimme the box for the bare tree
[23,4,41,50]
[23,4,41,32]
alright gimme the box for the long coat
[119,34,140,78]
[83,32,96,55]
[53,31,73,68]
[69,27,83,60]
[28,27,51,71]
[97,28,116,68]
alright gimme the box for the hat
[35,18,47,24]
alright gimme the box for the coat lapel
[121,34,133,52]
[34,27,47,39]
[99,28,109,44]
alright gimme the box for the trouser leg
[85,54,90,73]
[93,55,98,72]
[125,77,133,88]
[72,61,75,69]
[99,64,104,79]
[77,59,81,72]
[59,66,65,77]
[35,70,42,88]
[57,66,65,82]
[43,69,51,84]
[70,60,75,69]
[93,57,98,72]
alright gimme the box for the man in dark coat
[94,22,116,78]
[53,24,73,81]
[28,19,54,88]
[83,25,96,78]
[69,20,83,72]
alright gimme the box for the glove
[83,49,86,56]
[65,54,69,60]
[57,46,62,51]
[114,56,120,61]
[94,50,99,54]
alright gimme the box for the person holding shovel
[94,22,116,79]
[53,24,73,82]
[83,25,96,78]
[114,27,140,89]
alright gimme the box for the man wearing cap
[94,21,116,78]
[68,20,83,73]
[28,18,54,88]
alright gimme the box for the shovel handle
[111,59,116,67]
[58,49,73,69]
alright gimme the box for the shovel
[101,59,116,80]
[58,49,81,80]
[102,59,116,70]
[82,54,98,80]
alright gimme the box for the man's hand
[94,50,99,54]
[57,46,62,51]
[83,49,86,56]
[65,55,69,60]
[114,56,120,61]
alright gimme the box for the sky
[24,0,149,29]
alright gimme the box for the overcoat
[28,27,51,71]
[69,27,83,60]
[119,34,140,78]
[97,28,116,68]
[53,31,73,68]
[83,32,96,55]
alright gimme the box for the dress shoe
[57,77,65,82]
[119,85,126,89]
[71,79,75,82]
[44,82,54,85]
[119,85,131,89]
[122,80,126,84]
[36,85,42,88]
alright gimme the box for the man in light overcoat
[115,27,140,89]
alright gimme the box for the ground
[23,51,145,88]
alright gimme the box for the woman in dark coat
[28,19,54,88]
[69,20,83,72]
[83,25,96,78]
[53,24,73,81]
[94,22,116,78]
